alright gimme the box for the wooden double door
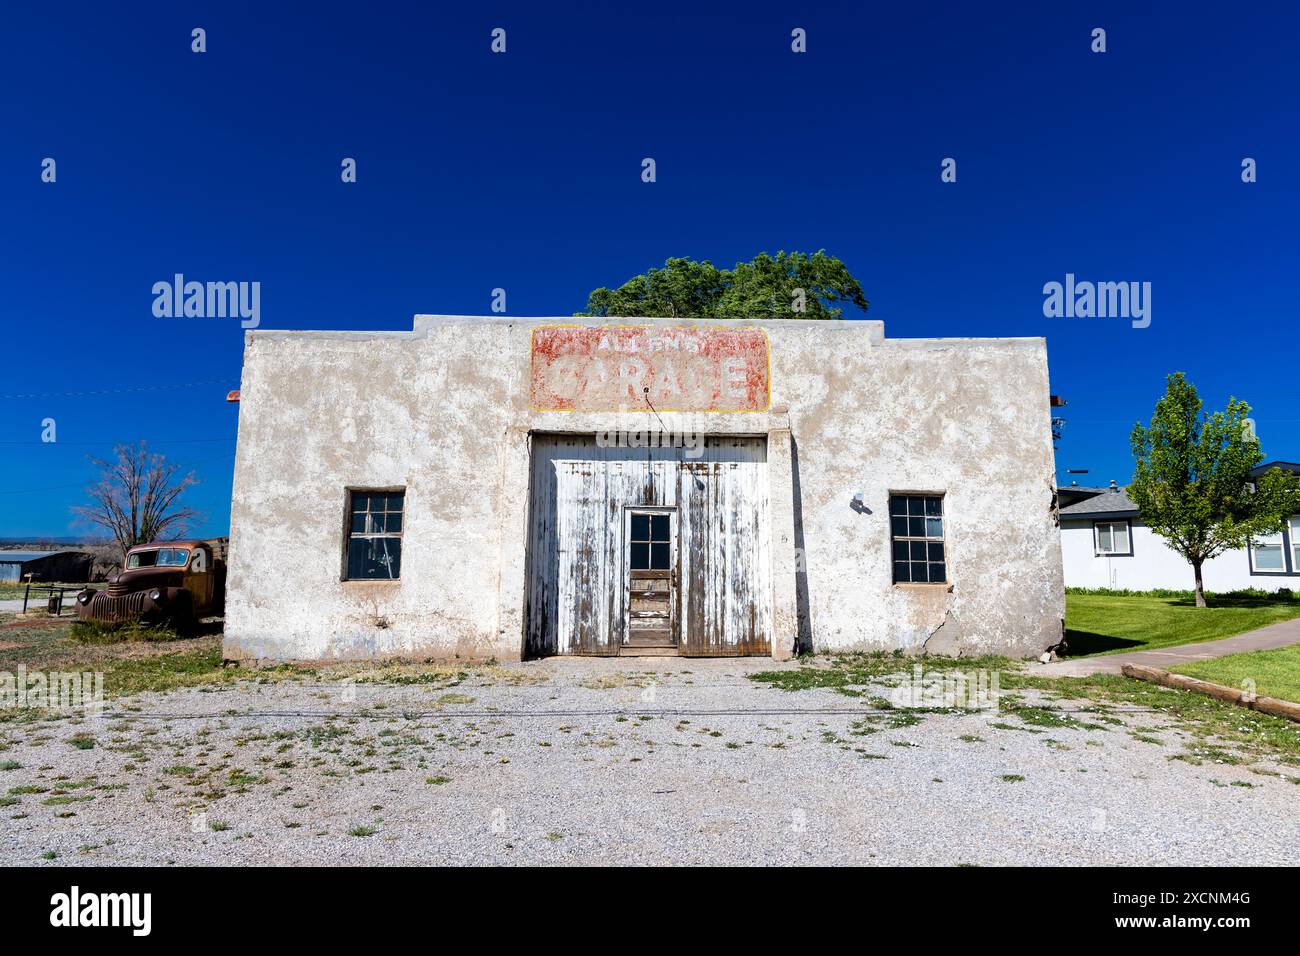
[525,434,772,657]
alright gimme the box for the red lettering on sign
[530,326,770,412]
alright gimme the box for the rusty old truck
[76,541,225,628]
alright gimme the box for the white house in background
[1060,461,1300,592]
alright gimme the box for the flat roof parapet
[245,316,1043,352]
[411,314,887,342]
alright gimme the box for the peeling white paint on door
[525,434,770,656]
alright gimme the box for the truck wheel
[168,592,196,635]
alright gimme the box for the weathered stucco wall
[224,315,1063,662]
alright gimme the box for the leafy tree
[73,441,200,562]
[578,251,868,319]
[1128,373,1300,607]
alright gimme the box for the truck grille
[79,591,151,624]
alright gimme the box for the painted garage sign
[530,326,770,412]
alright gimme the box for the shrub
[1065,586,1299,603]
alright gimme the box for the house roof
[1251,461,1300,477]
[0,551,62,563]
[1057,485,1112,507]
[1062,460,1299,520]
[1059,488,1139,517]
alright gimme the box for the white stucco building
[224,315,1065,663]
[1060,464,1300,592]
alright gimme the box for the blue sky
[2,1,1296,538]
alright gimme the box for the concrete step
[620,644,679,656]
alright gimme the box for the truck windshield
[127,548,190,568]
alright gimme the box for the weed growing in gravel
[300,725,351,748]
[1130,733,1164,745]
[847,719,878,737]
[1000,774,1025,783]
[356,668,466,687]
[1003,670,1300,768]
[580,672,656,690]
[754,654,1300,772]
[1007,706,1109,732]
[750,653,1015,696]
[1170,745,1244,766]
[42,794,93,806]
[989,721,1041,734]
[348,825,377,837]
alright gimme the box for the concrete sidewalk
[1036,616,1300,677]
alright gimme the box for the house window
[346,490,404,580]
[1292,518,1300,571]
[890,494,946,584]
[1094,520,1132,556]
[1251,529,1286,573]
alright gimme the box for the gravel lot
[2,657,1298,866]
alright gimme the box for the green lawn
[1065,592,1300,658]
[1173,644,1300,704]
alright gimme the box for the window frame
[126,547,190,569]
[889,492,948,586]
[1248,526,1290,576]
[628,510,673,571]
[1093,519,1133,557]
[623,506,677,576]
[341,487,406,582]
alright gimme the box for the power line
[0,437,235,446]
[0,379,234,401]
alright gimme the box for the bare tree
[86,543,124,582]
[73,442,200,561]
